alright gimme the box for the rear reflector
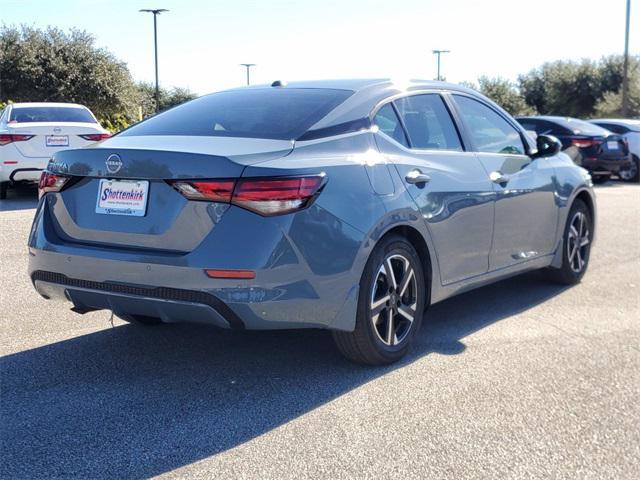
[169,174,325,216]
[0,134,35,146]
[79,133,112,142]
[205,269,256,279]
[3,161,18,164]
[571,138,601,148]
[38,171,71,199]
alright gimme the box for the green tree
[137,82,197,118]
[518,55,640,118]
[473,76,536,115]
[0,25,140,126]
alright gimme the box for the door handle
[405,169,431,185]
[489,171,510,184]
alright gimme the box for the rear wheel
[619,155,639,182]
[591,174,610,184]
[544,199,592,285]
[0,182,8,200]
[333,235,426,365]
[117,313,163,326]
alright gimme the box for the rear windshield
[120,88,354,140]
[559,118,609,136]
[9,107,96,123]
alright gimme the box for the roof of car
[7,102,88,109]
[226,78,483,131]
[590,118,640,127]
[516,116,581,122]
[241,78,476,94]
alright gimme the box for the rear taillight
[38,171,71,199]
[169,175,325,216]
[79,133,112,142]
[571,138,601,148]
[0,134,35,146]
[233,176,325,215]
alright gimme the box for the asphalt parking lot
[1,183,639,479]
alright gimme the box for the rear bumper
[0,146,49,182]
[580,155,632,174]
[27,197,365,331]
[31,270,244,329]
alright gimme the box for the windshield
[9,106,96,123]
[120,88,354,140]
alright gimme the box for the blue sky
[2,0,639,94]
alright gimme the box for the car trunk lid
[44,135,294,253]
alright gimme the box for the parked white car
[590,118,640,182]
[0,102,110,199]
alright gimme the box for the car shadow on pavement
[0,184,39,211]
[1,272,570,479]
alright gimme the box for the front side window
[9,107,96,123]
[373,103,408,147]
[394,94,462,151]
[454,95,525,155]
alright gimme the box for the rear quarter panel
[546,152,596,266]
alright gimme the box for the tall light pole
[240,64,256,86]
[432,49,450,81]
[621,0,631,117]
[140,8,168,113]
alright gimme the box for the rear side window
[121,88,354,140]
[454,95,525,155]
[373,103,408,147]
[394,94,462,151]
[9,107,96,123]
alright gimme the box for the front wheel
[544,199,592,285]
[333,235,426,365]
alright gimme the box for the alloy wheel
[566,211,590,273]
[370,254,418,346]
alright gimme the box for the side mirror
[534,134,562,158]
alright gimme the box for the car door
[450,94,558,271]
[373,93,495,285]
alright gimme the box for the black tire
[619,155,639,183]
[544,199,592,285]
[332,235,426,365]
[117,313,164,325]
[0,182,8,200]
[591,174,610,184]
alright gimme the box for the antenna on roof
[271,80,287,87]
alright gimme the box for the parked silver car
[29,80,596,364]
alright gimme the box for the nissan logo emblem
[105,154,123,174]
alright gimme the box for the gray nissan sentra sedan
[28,79,596,365]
